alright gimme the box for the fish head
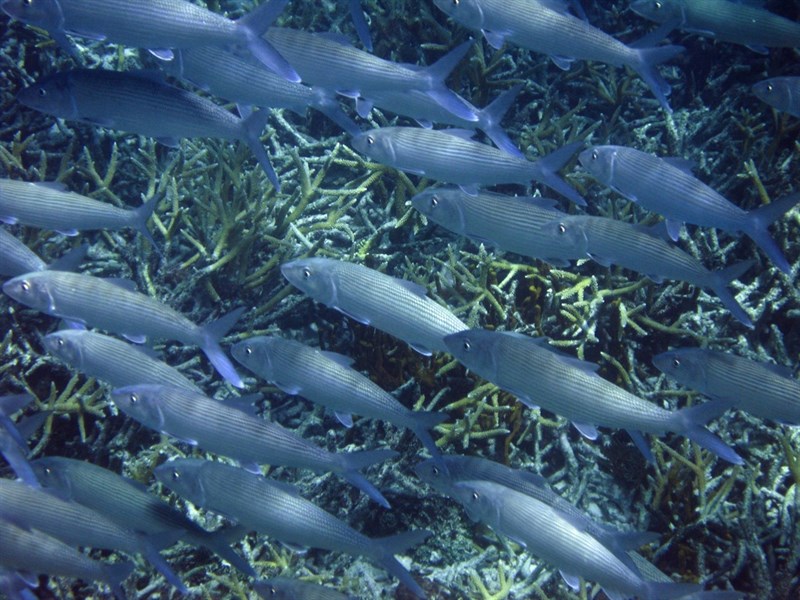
[43,331,85,368]
[753,79,792,114]
[350,129,397,165]
[411,187,467,234]
[154,458,208,506]
[29,457,74,497]
[281,258,339,305]
[1,0,61,29]
[432,0,486,30]
[629,0,684,24]
[413,458,455,494]
[443,329,500,380]
[231,336,276,380]
[540,216,589,256]
[2,272,58,314]
[450,480,503,526]
[652,348,707,389]
[110,384,167,430]
[253,579,300,600]
[578,146,618,185]
[17,72,77,119]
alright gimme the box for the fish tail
[373,529,432,599]
[237,0,299,82]
[46,243,89,272]
[347,0,373,51]
[423,40,478,122]
[405,411,448,459]
[744,191,800,274]
[241,109,281,192]
[133,193,161,250]
[673,400,743,464]
[708,260,754,328]
[339,448,398,508]
[530,141,586,206]
[310,87,362,137]
[103,560,135,600]
[141,543,187,594]
[640,581,704,600]
[195,532,256,577]
[476,84,524,158]
[631,44,684,113]
[200,307,246,388]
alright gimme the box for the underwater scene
[1,0,799,598]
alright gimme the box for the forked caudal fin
[744,191,800,275]
[241,109,281,192]
[477,84,524,158]
[373,529,432,599]
[709,260,754,328]
[423,40,478,123]
[237,0,299,82]
[631,44,684,113]
[339,448,398,508]
[529,141,586,206]
[673,400,743,464]
[201,307,247,388]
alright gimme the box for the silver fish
[2,270,245,388]
[631,0,800,52]
[281,257,468,356]
[29,456,254,577]
[351,127,585,204]
[110,383,396,507]
[579,145,800,273]
[450,479,703,600]
[0,517,133,597]
[539,214,754,327]
[443,329,742,464]
[654,348,800,426]
[0,478,185,592]
[230,335,447,458]
[0,178,157,243]
[264,28,478,122]
[0,0,298,81]
[165,47,359,136]
[17,69,282,191]
[0,228,87,277]
[434,0,683,111]
[0,393,39,487]
[753,76,800,118]
[411,186,580,266]
[44,330,200,392]
[156,459,431,599]
[254,577,352,600]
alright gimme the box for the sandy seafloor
[1,0,799,598]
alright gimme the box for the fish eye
[37,87,46,97]
[171,469,181,481]
[269,587,277,596]
[591,150,598,160]
[302,267,312,279]
[672,358,681,368]
[129,393,138,404]
[654,0,662,8]
[766,83,773,93]
[20,280,30,292]
[430,195,439,207]
[462,339,471,351]
[56,338,64,347]
[557,223,566,234]
[44,467,52,475]
[471,491,479,501]
[366,135,375,145]
[431,466,439,476]
[244,345,253,355]
[453,0,459,5]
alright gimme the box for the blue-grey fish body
[17,69,281,191]
[540,214,754,326]
[631,0,800,50]
[0,478,185,591]
[44,330,200,392]
[654,348,800,425]
[366,85,523,157]
[166,47,359,136]
[0,517,134,596]
[0,178,157,242]
[0,0,298,81]
[579,145,800,273]
[753,77,800,118]
[264,28,477,122]
[444,329,742,464]
[2,270,245,388]
[451,480,702,600]
[434,0,683,111]
[0,393,40,487]
[281,257,467,356]
[29,456,254,577]
[0,228,46,276]
[230,336,447,458]
[351,127,585,205]
[411,187,581,267]
[254,577,352,600]
[155,459,431,599]
[110,384,395,507]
